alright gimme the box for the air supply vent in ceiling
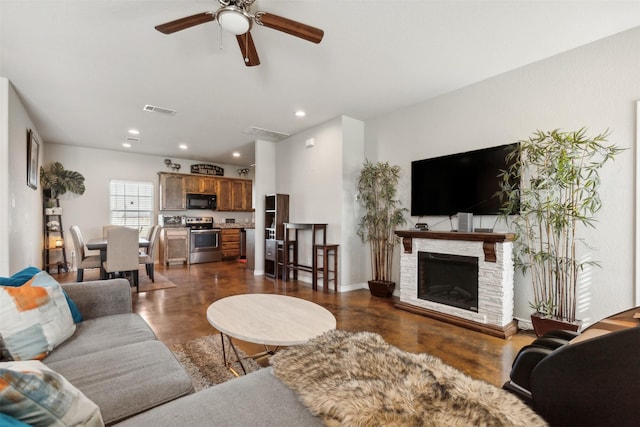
[125,136,141,143]
[143,104,177,116]
[242,126,290,141]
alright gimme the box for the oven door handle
[190,229,219,234]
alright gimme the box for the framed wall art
[27,129,39,190]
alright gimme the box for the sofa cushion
[47,340,194,425]
[0,266,41,287]
[0,413,30,426]
[0,360,104,427]
[1,267,82,323]
[113,367,322,427]
[43,313,156,364]
[0,276,75,361]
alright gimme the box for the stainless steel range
[186,217,222,264]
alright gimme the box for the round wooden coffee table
[206,294,336,374]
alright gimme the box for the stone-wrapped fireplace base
[395,230,518,339]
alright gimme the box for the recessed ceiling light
[179,144,188,150]
[122,142,132,148]
[295,110,306,117]
[232,152,240,157]
[128,129,140,135]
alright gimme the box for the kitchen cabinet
[158,172,252,212]
[217,179,233,211]
[219,179,252,211]
[159,227,189,265]
[159,173,186,210]
[221,228,240,259]
[231,180,252,211]
[184,175,217,194]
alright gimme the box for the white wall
[275,116,366,289]
[0,78,43,275]
[365,26,640,325]
[253,139,277,275]
[340,116,367,287]
[43,143,254,268]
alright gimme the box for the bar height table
[281,223,327,289]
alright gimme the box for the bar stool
[314,244,339,292]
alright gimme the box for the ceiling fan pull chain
[245,34,249,63]
[219,26,223,50]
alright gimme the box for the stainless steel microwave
[186,193,217,210]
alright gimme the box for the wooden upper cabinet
[185,176,217,194]
[242,180,252,211]
[159,173,186,210]
[221,179,252,211]
[184,176,200,194]
[217,179,233,211]
[159,172,252,212]
[231,180,245,211]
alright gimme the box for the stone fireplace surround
[395,230,517,338]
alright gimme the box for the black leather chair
[504,312,640,426]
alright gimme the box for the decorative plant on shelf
[497,128,623,335]
[356,160,407,298]
[40,162,86,199]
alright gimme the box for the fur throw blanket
[271,330,546,426]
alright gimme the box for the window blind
[109,180,154,236]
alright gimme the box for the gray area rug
[171,334,261,392]
[272,330,547,427]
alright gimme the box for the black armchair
[504,310,640,426]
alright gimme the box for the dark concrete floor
[57,259,534,387]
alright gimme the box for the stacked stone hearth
[396,231,516,337]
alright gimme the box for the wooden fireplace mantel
[395,230,515,263]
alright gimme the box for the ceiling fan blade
[155,12,215,34]
[255,12,324,44]
[236,32,260,67]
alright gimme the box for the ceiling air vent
[242,126,290,141]
[125,136,141,143]
[143,104,177,116]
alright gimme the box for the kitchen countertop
[215,223,255,229]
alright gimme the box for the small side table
[314,244,339,292]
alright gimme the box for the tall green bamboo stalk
[357,160,407,282]
[498,128,622,322]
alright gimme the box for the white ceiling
[2,1,640,166]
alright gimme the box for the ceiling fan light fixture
[217,8,251,35]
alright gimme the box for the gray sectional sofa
[53,278,320,426]
[49,279,194,425]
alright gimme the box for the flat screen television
[411,143,519,216]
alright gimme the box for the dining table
[86,237,149,279]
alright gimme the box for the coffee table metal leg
[220,333,247,377]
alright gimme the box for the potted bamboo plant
[497,128,623,336]
[356,160,407,297]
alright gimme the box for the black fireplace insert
[417,251,479,312]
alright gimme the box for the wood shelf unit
[43,191,69,274]
[264,194,289,278]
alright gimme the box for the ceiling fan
[155,0,324,67]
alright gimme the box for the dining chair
[69,225,101,282]
[138,225,161,282]
[138,226,154,255]
[103,224,120,239]
[103,226,140,292]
